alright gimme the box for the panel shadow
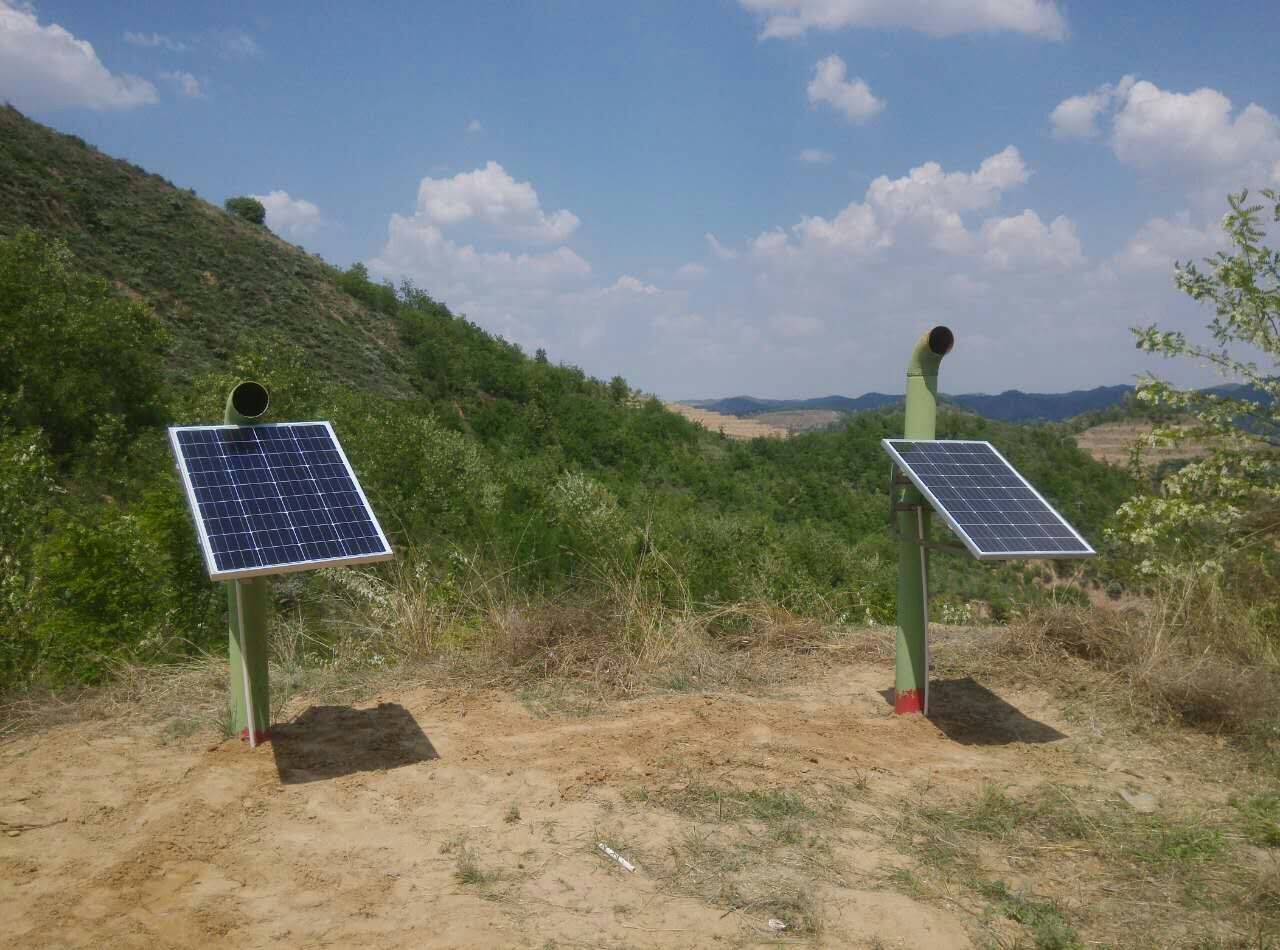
[271,702,438,784]
[879,677,1066,746]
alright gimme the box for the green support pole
[225,382,272,745]
[894,327,953,715]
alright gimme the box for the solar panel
[882,439,1094,560]
[168,422,393,581]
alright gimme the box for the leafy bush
[224,195,266,225]
[0,229,166,459]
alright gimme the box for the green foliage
[1112,190,1280,579]
[0,228,166,458]
[0,105,1142,688]
[223,195,266,226]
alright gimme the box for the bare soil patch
[665,403,789,440]
[1075,421,1210,467]
[2,630,1273,948]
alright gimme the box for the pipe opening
[231,381,269,419]
[927,326,954,357]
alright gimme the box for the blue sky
[4,1,1279,398]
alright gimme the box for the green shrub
[223,195,266,225]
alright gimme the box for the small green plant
[1234,794,1280,847]
[504,802,521,824]
[977,880,1082,950]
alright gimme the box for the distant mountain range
[683,384,1267,425]
[682,385,1136,423]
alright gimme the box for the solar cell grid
[882,439,1094,560]
[169,422,393,580]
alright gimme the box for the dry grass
[994,574,1280,757]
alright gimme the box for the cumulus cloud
[370,162,595,343]
[1111,213,1223,273]
[798,148,835,164]
[159,70,202,98]
[0,1,157,111]
[251,190,322,238]
[807,56,884,124]
[740,0,1067,40]
[773,145,1030,257]
[411,161,579,244]
[677,262,708,279]
[1049,76,1135,140]
[706,232,739,260]
[980,210,1082,271]
[609,275,660,295]
[1052,77,1280,194]
[123,31,188,51]
[217,30,261,58]
[373,216,590,293]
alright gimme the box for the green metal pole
[894,327,953,715]
[225,381,272,745]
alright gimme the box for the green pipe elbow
[225,381,270,426]
[906,326,955,379]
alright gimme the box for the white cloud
[123,31,188,52]
[798,147,835,164]
[1113,81,1280,180]
[1049,76,1135,140]
[706,232,739,260]
[373,216,590,294]
[807,55,884,124]
[777,145,1030,257]
[677,262,708,279]
[159,70,202,98]
[217,30,260,58]
[1111,214,1222,273]
[0,1,157,111]
[740,0,1067,40]
[412,161,579,244]
[609,275,660,295]
[981,210,1082,271]
[252,190,322,238]
[1053,77,1280,194]
[466,118,483,133]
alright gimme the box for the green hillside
[0,108,1138,689]
[0,105,409,394]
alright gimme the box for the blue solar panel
[882,439,1094,560]
[169,422,393,580]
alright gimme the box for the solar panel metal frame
[168,421,394,582]
[881,438,1095,561]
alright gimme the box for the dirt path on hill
[0,643,1248,949]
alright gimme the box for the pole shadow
[271,702,439,784]
[879,677,1066,746]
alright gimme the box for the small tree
[1110,190,1279,575]
[224,195,266,226]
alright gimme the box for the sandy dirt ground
[0,643,1241,949]
[1074,421,1210,467]
[665,404,789,440]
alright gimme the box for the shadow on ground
[881,677,1066,746]
[271,702,439,784]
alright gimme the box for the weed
[504,802,521,824]
[452,838,501,887]
[977,880,1081,950]
[158,715,202,744]
[1234,794,1280,847]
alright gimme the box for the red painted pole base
[239,728,271,744]
[893,689,925,715]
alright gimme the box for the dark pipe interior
[232,381,270,418]
[928,325,955,356]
